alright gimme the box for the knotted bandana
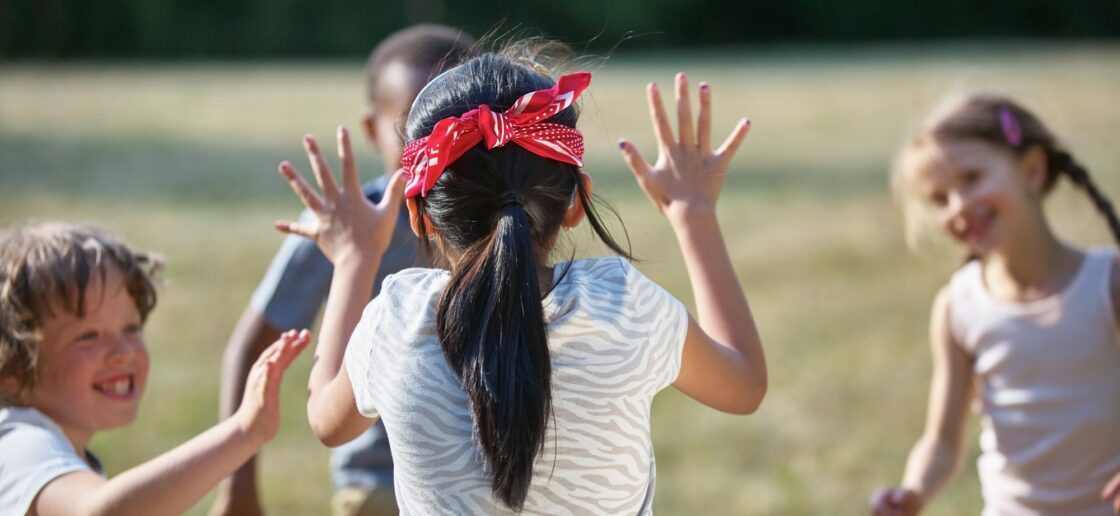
[400,72,590,198]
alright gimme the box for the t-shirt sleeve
[344,291,391,419]
[626,263,689,392]
[249,208,333,330]
[0,415,94,515]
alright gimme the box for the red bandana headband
[400,72,591,198]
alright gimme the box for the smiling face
[26,265,149,450]
[906,138,1039,256]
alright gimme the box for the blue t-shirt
[250,175,419,490]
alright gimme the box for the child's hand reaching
[276,127,407,266]
[869,487,924,516]
[618,72,750,221]
[234,330,311,444]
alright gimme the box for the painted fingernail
[677,72,686,80]
[338,125,346,136]
[618,140,627,149]
[700,82,709,91]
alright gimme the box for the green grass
[2,43,1118,515]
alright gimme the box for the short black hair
[364,24,477,105]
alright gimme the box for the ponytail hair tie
[498,191,525,208]
[999,107,1023,147]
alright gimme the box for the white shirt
[345,257,689,515]
[0,407,101,516]
[949,248,1120,516]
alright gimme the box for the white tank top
[949,247,1120,516]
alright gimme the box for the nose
[105,334,136,366]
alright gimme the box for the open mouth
[93,374,135,399]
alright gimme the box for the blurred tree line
[2,0,1118,58]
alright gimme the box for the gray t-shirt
[0,407,103,516]
[250,176,418,490]
[344,257,689,515]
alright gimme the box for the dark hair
[365,24,477,106]
[405,51,630,510]
[894,92,1120,249]
[0,223,160,404]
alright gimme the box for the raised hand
[869,487,924,516]
[276,126,406,265]
[234,330,311,444]
[618,72,750,220]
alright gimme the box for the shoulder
[0,408,93,513]
[1107,250,1120,323]
[380,267,449,299]
[929,284,962,353]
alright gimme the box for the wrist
[666,203,719,231]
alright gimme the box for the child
[276,48,766,513]
[870,93,1120,515]
[0,223,308,515]
[212,25,475,516]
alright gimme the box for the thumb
[378,168,408,213]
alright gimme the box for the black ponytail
[436,199,549,510]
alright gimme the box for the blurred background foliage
[2,0,1119,59]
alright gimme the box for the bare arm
[871,287,974,515]
[276,128,405,446]
[618,73,765,414]
[209,309,282,516]
[33,332,309,516]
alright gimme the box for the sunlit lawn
[2,43,1118,515]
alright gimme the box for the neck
[982,211,1080,299]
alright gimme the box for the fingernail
[700,82,709,91]
[618,140,627,149]
[338,125,346,136]
[648,82,657,90]
[677,72,686,81]
[743,118,751,125]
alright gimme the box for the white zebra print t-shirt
[344,256,689,515]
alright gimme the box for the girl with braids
[276,50,766,514]
[871,92,1120,516]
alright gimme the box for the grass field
[2,43,1119,515]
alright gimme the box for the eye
[961,169,982,185]
[73,330,99,347]
[123,323,142,336]
[929,191,949,208]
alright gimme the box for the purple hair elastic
[999,107,1022,147]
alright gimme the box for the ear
[406,198,434,238]
[561,173,593,229]
[361,111,378,147]
[1020,144,1049,195]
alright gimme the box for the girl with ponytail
[872,93,1120,515]
[277,48,767,514]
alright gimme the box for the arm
[1103,256,1120,512]
[870,287,974,515]
[209,309,281,516]
[276,128,405,446]
[618,73,765,415]
[32,332,310,516]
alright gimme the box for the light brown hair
[892,92,1119,250]
[0,223,159,404]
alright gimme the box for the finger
[304,135,340,202]
[1103,473,1120,500]
[377,168,408,214]
[279,161,324,213]
[618,139,653,178]
[697,82,712,155]
[273,329,311,371]
[646,82,675,148]
[275,220,318,240]
[714,118,752,171]
[337,126,361,193]
[675,72,694,149]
